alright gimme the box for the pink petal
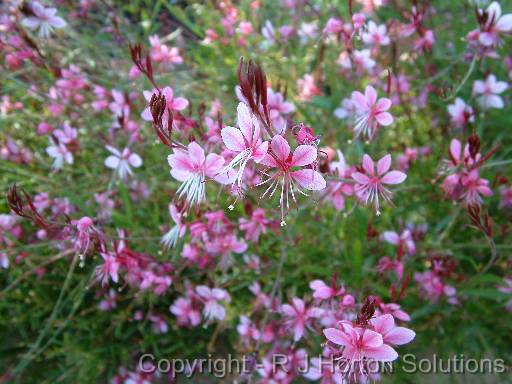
[351,91,368,112]
[497,14,512,32]
[281,304,296,317]
[292,297,305,312]
[236,102,253,141]
[385,327,416,345]
[104,156,120,169]
[352,172,370,184]
[253,141,269,163]
[365,85,378,105]
[221,126,246,152]
[204,153,224,178]
[187,142,205,167]
[377,154,391,176]
[167,151,194,172]
[271,135,290,161]
[361,329,383,348]
[376,98,392,111]
[376,112,394,126]
[259,154,278,167]
[450,139,461,161]
[128,153,142,167]
[381,171,407,184]
[291,169,326,190]
[364,344,398,362]
[172,97,189,111]
[362,154,375,176]
[323,328,351,346]
[291,145,317,166]
[370,314,395,335]
[382,231,400,245]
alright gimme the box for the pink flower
[297,74,322,102]
[281,297,322,342]
[96,252,120,286]
[104,146,142,179]
[477,2,512,46]
[362,21,390,46]
[258,135,326,225]
[447,98,474,128]
[267,88,295,133]
[141,86,189,125]
[326,150,353,211]
[46,140,73,170]
[21,2,66,38]
[170,297,201,326]
[161,204,187,248]
[72,216,94,253]
[239,208,271,242]
[196,286,231,322]
[167,142,231,206]
[382,229,416,255]
[237,315,260,342]
[352,154,407,214]
[309,279,345,300]
[473,75,508,109]
[499,185,512,209]
[460,170,493,205]
[370,314,416,346]
[220,102,269,187]
[338,49,375,74]
[323,323,398,362]
[351,85,393,139]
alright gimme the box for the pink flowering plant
[1,1,511,383]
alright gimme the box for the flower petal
[385,327,416,345]
[362,154,375,176]
[377,154,392,176]
[271,135,290,161]
[381,171,407,184]
[291,169,326,190]
[221,126,246,152]
[291,145,317,166]
[323,328,351,346]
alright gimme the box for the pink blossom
[167,142,232,206]
[370,314,416,346]
[21,2,67,38]
[95,252,120,286]
[323,323,398,362]
[196,286,231,322]
[297,74,322,102]
[267,88,295,133]
[258,135,326,224]
[447,98,474,128]
[98,289,117,311]
[141,86,189,125]
[161,204,187,248]
[382,229,416,255]
[352,154,407,214]
[326,150,353,211]
[362,21,390,46]
[72,216,94,253]
[351,85,393,139]
[237,315,260,342]
[46,140,73,170]
[473,75,508,109]
[309,279,345,300]
[476,2,512,46]
[220,102,269,187]
[281,297,322,341]
[149,35,183,65]
[104,146,142,179]
[460,170,493,205]
[170,297,201,326]
[338,49,376,74]
[499,185,512,209]
[239,208,271,242]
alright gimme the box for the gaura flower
[472,75,508,110]
[352,154,406,214]
[351,85,393,140]
[258,135,326,225]
[104,146,142,180]
[21,2,67,38]
[161,204,186,248]
[220,102,269,188]
[167,142,232,206]
[141,86,189,125]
